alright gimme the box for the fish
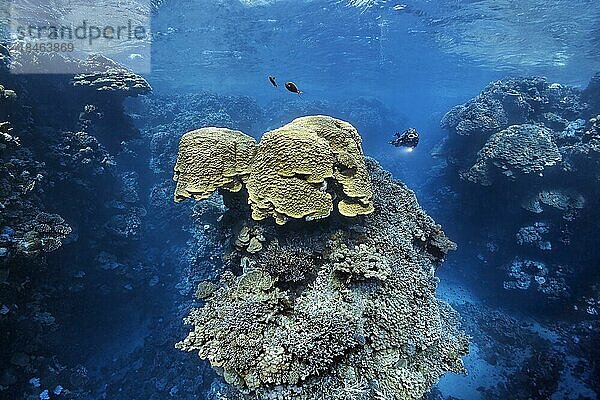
[285,82,302,96]
[268,76,278,87]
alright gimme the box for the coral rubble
[175,117,467,399]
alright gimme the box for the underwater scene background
[1,0,599,399]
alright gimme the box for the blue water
[148,0,599,186]
[1,0,600,399]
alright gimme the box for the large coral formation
[72,55,152,96]
[503,257,570,299]
[246,125,336,224]
[441,77,585,139]
[273,116,374,217]
[174,116,374,225]
[174,128,257,202]
[436,73,600,308]
[462,124,562,185]
[176,118,467,400]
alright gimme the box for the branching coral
[176,116,468,400]
[330,242,391,281]
[253,238,321,283]
[15,212,72,256]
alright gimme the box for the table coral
[72,55,151,96]
[246,126,335,224]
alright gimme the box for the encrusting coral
[174,115,374,225]
[175,117,468,400]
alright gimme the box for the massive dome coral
[174,115,374,224]
[174,127,257,201]
[462,124,562,185]
[174,116,468,399]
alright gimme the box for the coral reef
[441,77,585,139]
[461,124,561,185]
[435,72,600,310]
[582,72,600,114]
[175,116,375,225]
[15,212,73,256]
[174,128,257,202]
[516,222,551,250]
[48,130,115,183]
[72,55,152,96]
[0,45,157,399]
[7,46,151,97]
[503,257,569,299]
[0,118,68,259]
[176,118,467,399]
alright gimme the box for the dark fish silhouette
[390,128,420,149]
[269,76,278,87]
[285,82,302,96]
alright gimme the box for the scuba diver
[390,128,420,149]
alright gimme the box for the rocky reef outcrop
[435,74,600,312]
[175,116,468,399]
[0,44,156,398]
